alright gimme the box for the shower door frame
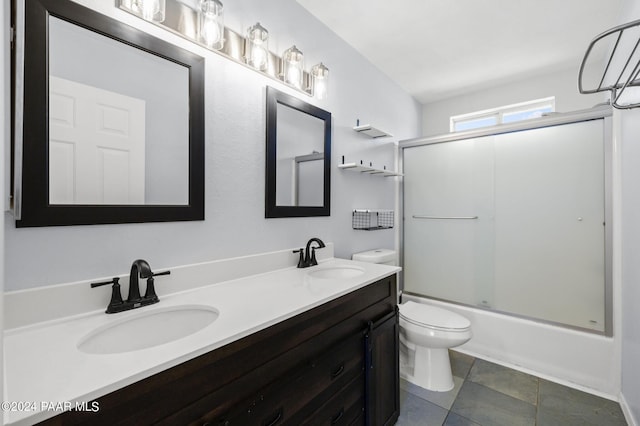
[398,106,613,336]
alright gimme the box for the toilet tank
[352,249,397,266]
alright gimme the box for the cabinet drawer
[213,332,365,425]
[301,373,365,426]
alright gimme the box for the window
[450,97,555,132]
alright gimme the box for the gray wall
[619,1,640,422]
[621,106,640,425]
[0,0,7,406]
[4,0,422,290]
[422,66,607,136]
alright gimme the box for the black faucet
[91,259,170,314]
[128,259,152,303]
[293,238,326,268]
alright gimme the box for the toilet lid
[399,301,471,331]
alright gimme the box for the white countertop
[3,258,399,425]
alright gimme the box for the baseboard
[620,392,638,426]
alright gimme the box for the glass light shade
[245,22,269,71]
[198,0,224,50]
[282,45,304,89]
[130,0,165,23]
[311,62,329,99]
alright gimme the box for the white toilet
[399,301,471,391]
[352,249,472,392]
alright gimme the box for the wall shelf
[338,162,403,177]
[353,124,392,138]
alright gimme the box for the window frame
[450,97,556,132]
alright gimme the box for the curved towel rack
[578,18,640,109]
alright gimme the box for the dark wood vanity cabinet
[365,309,400,426]
[39,275,399,426]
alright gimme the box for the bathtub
[402,294,620,400]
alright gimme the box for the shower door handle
[412,215,478,220]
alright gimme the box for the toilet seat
[399,301,471,332]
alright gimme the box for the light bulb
[198,0,224,50]
[311,63,329,99]
[288,67,301,88]
[246,23,270,70]
[132,0,165,23]
[314,78,327,99]
[251,45,267,70]
[202,21,221,47]
[282,45,304,88]
[141,0,157,21]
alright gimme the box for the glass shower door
[492,121,605,330]
[402,119,606,332]
[403,136,496,308]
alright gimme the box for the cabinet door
[364,307,399,426]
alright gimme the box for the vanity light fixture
[282,45,304,89]
[245,22,269,71]
[311,62,329,100]
[197,0,224,50]
[119,0,330,99]
[128,0,166,23]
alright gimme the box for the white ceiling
[296,0,626,104]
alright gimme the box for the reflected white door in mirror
[49,77,146,205]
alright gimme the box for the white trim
[620,392,639,426]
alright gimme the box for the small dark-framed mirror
[14,0,205,227]
[265,87,331,218]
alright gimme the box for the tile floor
[396,351,628,426]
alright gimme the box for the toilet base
[402,346,454,392]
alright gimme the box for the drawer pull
[263,408,283,426]
[330,408,344,425]
[330,363,345,379]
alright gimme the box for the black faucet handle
[91,277,120,288]
[91,277,124,314]
[310,247,318,266]
[293,249,306,268]
[143,277,159,303]
[143,269,169,303]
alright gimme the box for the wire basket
[352,210,394,230]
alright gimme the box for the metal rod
[412,215,478,220]
[614,56,640,108]
[596,31,623,92]
[612,35,640,90]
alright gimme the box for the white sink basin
[307,266,365,280]
[78,305,219,355]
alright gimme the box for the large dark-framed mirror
[265,87,331,218]
[14,0,205,227]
